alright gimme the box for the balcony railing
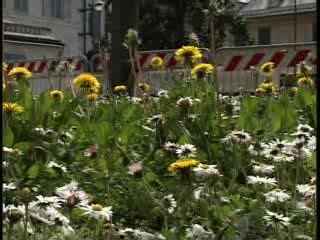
[4,22,51,36]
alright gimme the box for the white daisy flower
[3,147,14,153]
[2,161,9,168]
[60,131,74,140]
[56,180,79,193]
[247,176,277,187]
[176,97,193,108]
[268,139,291,150]
[29,195,62,209]
[296,201,314,217]
[222,130,252,144]
[46,207,70,226]
[28,210,54,225]
[252,164,274,175]
[306,136,316,151]
[128,161,144,176]
[44,129,57,138]
[33,127,46,135]
[272,154,295,163]
[3,182,16,192]
[194,98,201,103]
[176,143,197,158]
[163,194,177,214]
[56,185,89,208]
[193,164,222,177]
[147,114,164,124]
[185,224,215,239]
[3,205,25,224]
[2,147,23,156]
[157,89,169,98]
[263,210,290,227]
[288,145,312,159]
[3,204,25,215]
[118,228,135,236]
[163,142,179,153]
[296,184,316,198]
[81,204,112,221]
[297,124,314,134]
[129,97,143,104]
[248,143,267,156]
[309,177,316,185]
[59,225,75,236]
[296,235,312,240]
[193,187,204,200]
[263,189,291,203]
[47,161,67,172]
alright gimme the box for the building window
[268,0,280,8]
[51,0,65,19]
[258,27,271,45]
[14,0,28,12]
[312,22,317,41]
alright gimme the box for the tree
[138,0,176,50]
[138,0,251,51]
[110,0,140,95]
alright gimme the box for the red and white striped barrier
[216,42,317,72]
[90,48,211,71]
[6,56,86,76]
[5,43,316,94]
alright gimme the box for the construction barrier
[215,42,317,93]
[6,43,316,95]
[6,56,88,95]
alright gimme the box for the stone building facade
[238,0,316,45]
[3,0,105,60]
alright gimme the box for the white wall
[247,13,316,44]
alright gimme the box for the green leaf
[13,142,33,153]
[236,215,249,240]
[27,162,41,179]
[3,127,14,147]
[237,96,260,130]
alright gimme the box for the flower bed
[2,48,317,240]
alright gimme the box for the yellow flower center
[92,204,103,211]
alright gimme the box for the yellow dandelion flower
[73,73,100,92]
[175,46,202,64]
[255,87,266,95]
[49,90,64,100]
[259,82,274,94]
[290,87,298,96]
[150,56,164,70]
[138,83,150,92]
[260,62,275,78]
[114,85,127,92]
[297,77,313,87]
[8,67,32,80]
[86,93,98,101]
[168,159,200,173]
[191,63,215,79]
[89,87,100,94]
[3,102,24,114]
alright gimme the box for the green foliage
[2,66,316,240]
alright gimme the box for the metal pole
[293,0,297,74]
[83,0,87,56]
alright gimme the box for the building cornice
[4,32,64,46]
[240,3,316,18]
